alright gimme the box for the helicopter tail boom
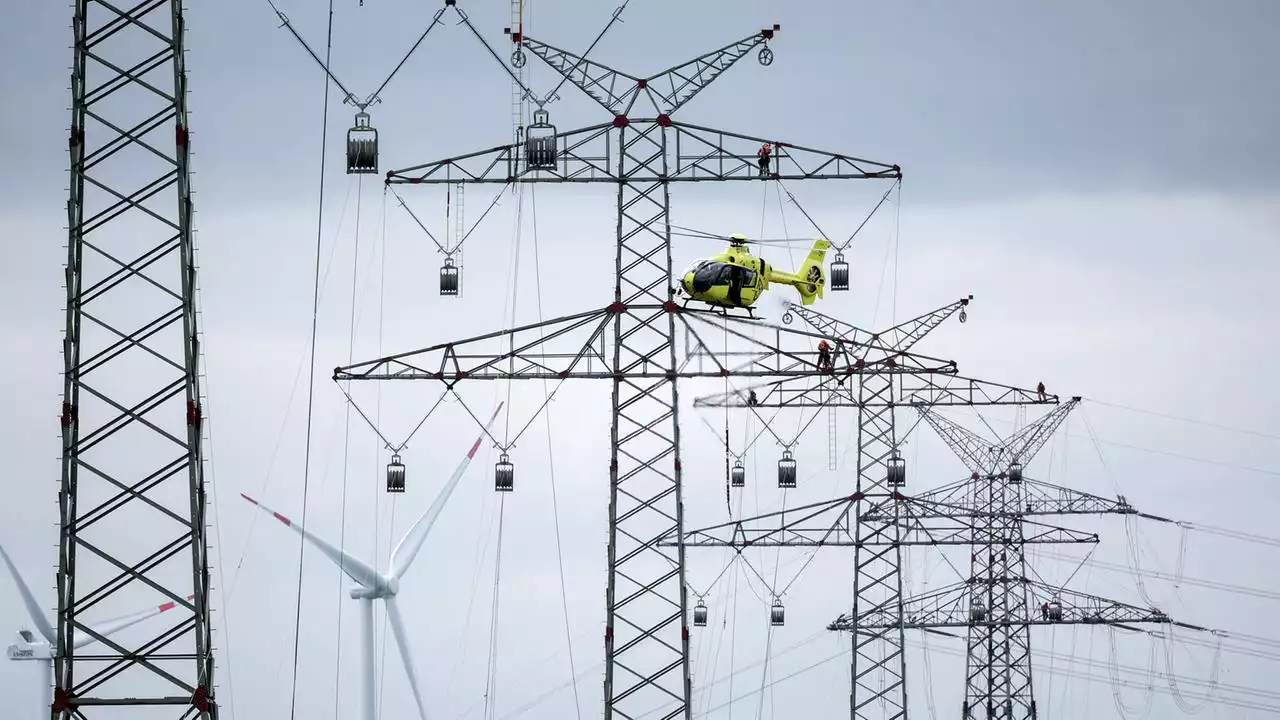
[768,238,829,305]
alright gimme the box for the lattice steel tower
[685,300,1208,718]
[842,401,1193,720]
[684,298,1060,719]
[55,0,216,716]
[335,21,916,719]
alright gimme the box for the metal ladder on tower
[454,181,465,297]
[828,404,838,470]
[511,0,526,151]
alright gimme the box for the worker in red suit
[817,339,834,372]
[757,142,772,177]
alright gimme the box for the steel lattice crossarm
[829,579,1206,633]
[333,304,960,383]
[858,401,1177,522]
[677,308,961,377]
[683,296,971,372]
[692,371,1054,409]
[384,118,899,184]
[519,26,781,116]
[863,476,1173,522]
[917,400,1077,475]
[686,296,1047,409]
[666,492,1099,548]
[781,296,972,357]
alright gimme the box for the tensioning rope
[287,0,336,716]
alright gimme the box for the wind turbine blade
[0,542,54,643]
[385,595,430,720]
[240,494,383,589]
[74,593,196,649]
[388,403,504,581]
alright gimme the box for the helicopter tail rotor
[791,238,830,305]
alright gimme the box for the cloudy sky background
[2,0,1279,718]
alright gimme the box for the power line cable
[286,0,336,716]
[331,170,364,719]
[530,185,585,720]
[1086,398,1280,443]
[261,0,447,109]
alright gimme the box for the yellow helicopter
[677,232,830,310]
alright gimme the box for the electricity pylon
[689,299,1212,718]
[842,401,1190,719]
[333,22,916,719]
[684,297,1059,720]
[55,0,216,717]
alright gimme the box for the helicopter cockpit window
[682,260,709,277]
[692,261,726,292]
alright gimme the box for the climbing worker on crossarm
[748,389,758,406]
[1036,381,1047,402]
[757,142,772,177]
[1040,601,1049,620]
[817,339,834,372]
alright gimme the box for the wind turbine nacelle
[350,575,398,600]
[7,631,49,660]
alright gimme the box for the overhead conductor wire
[332,172,364,716]
[485,152,528,720]
[531,185,585,718]
[539,0,633,106]
[262,0,446,110]
[374,189,398,719]
[287,0,336,717]
[226,179,353,601]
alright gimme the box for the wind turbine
[0,542,192,718]
[241,402,503,720]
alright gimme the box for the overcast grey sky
[2,1,1279,718]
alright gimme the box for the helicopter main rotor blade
[669,228,819,246]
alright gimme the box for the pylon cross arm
[384,120,899,185]
[521,27,779,116]
[670,494,1100,548]
[786,295,971,355]
[877,476,1144,519]
[336,305,947,383]
[831,579,1183,632]
[694,371,1051,409]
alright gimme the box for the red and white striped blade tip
[240,493,291,527]
[157,594,195,613]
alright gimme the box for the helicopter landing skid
[683,299,761,321]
